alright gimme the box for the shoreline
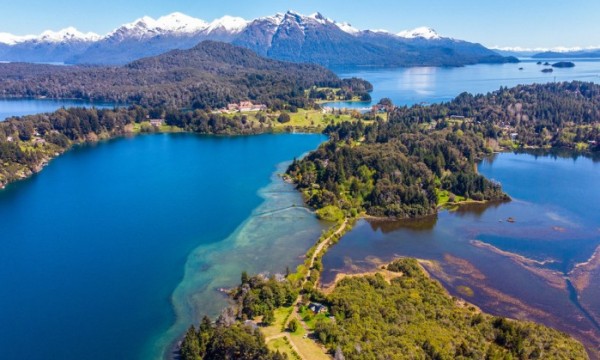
[0,128,327,191]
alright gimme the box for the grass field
[267,337,301,360]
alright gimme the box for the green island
[1,41,599,359]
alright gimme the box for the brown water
[321,152,600,356]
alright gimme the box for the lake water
[0,98,117,121]
[321,152,600,353]
[327,58,600,108]
[0,133,328,360]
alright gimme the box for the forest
[0,41,369,109]
[314,258,588,359]
[179,260,588,360]
[287,81,600,219]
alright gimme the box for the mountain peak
[155,12,207,32]
[38,27,101,43]
[397,27,441,39]
[204,16,249,34]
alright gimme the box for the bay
[327,58,600,108]
[0,133,327,360]
[321,152,600,352]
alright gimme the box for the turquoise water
[321,152,600,351]
[0,98,117,121]
[0,133,327,360]
[327,59,600,108]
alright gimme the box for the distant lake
[328,58,600,108]
[321,152,600,352]
[0,133,328,360]
[0,98,118,121]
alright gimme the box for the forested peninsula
[180,259,588,360]
[1,40,598,359]
[287,81,600,219]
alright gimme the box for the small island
[541,68,554,73]
[552,61,576,68]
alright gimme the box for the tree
[262,309,275,326]
[180,326,201,360]
[288,318,299,332]
[241,271,249,284]
[278,112,291,123]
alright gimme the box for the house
[226,101,267,113]
[149,119,164,127]
[510,133,519,140]
[372,104,387,113]
[6,136,13,142]
[308,302,328,314]
[33,138,46,145]
[450,115,465,119]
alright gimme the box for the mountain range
[493,46,600,59]
[0,11,516,67]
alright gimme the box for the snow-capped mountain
[0,27,99,45]
[397,27,441,40]
[0,11,516,67]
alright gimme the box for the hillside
[533,49,600,59]
[0,41,351,109]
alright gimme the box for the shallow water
[0,133,327,360]
[321,152,600,352]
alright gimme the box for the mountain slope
[533,49,600,59]
[0,11,517,67]
[0,41,345,108]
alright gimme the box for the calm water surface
[322,152,600,352]
[0,98,117,121]
[0,133,327,360]
[328,58,600,108]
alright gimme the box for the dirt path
[305,219,348,285]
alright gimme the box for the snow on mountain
[155,12,207,32]
[106,13,211,41]
[397,27,441,40]
[38,27,101,43]
[203,16,249,35]
[335,22,360,35]
[0,33,34,45]
[0,27,98,45]
[0,12,448,46]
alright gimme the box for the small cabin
[308,302,327,314]
[149,119,164,127]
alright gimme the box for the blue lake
[327,58,600,108]
[0,133,328,360]
[322,152,600,352]
[1,59,599,359]
[0,98,117,121]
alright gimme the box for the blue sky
[2,0,599,48]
